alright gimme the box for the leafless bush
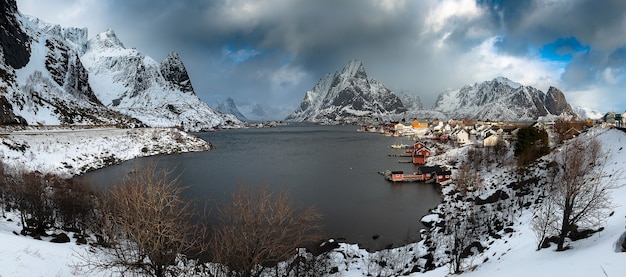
[532,136,623,251]
[51,177,96,234]
[10,171,54,237]
[210,183,324,277]
[84,163,210,277]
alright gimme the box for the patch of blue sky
[540,37,589,62]
[223,44,263,64]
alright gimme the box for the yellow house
[412,120,429,129]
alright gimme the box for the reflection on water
[78,124,442,250]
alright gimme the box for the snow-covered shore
[0,126,211,177]
[0,126,625,276]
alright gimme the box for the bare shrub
[85,163,209,277]
[52,178,96,234]
[11,172,54,237]
[210,184,324,277]
[532,136,623,251]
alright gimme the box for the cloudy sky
[16,0,626,118]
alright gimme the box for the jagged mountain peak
[89,28,125,50]
[340,59,367,79]
[160,51,194,93]
[432,78,578,121]
[493,76,522,89]
[0,0,240,131]
[25,16,88,53]
[286,60,406,123]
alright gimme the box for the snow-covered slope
[574,105,604,120]
[432,77,579,121]
[0,0,239,131]
[286,60,406,123]
[0,126,211,177]
[81,29,235,131]
[0,3,141,127]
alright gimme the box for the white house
[453,129,470,145]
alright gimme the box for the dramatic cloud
[16,0,626,118]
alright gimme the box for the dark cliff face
[0,0,29,125]
[160,52,195,93]
[545,86,574,116]
[0,0,31,69]
[45,38,101,105]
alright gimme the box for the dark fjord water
[79,124,442,250]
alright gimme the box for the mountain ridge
[0,0,240,131]
[286,60,406,123]
[431,77,579,121]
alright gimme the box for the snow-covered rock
[573,105,604,120]
[0,126,211,177]
[432,77,579,121]
[81,29,235,131]
[286,60,406,123]
[0,0,239,131]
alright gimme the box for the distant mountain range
[431,77,579,121]
[0,0,240,131]
[286,60,583,123]
[0,0,594,128]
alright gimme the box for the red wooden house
[413,141,426,150]
[390,171,405,182]
[412,146,432,165]
[416,166,452,183]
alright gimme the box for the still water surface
[79,124,442,250]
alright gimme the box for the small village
[368,112,626,184]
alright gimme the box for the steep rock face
[432,77,578,121]
[0,0,30,69]
[544,86,574,116]
[160,52,194,93]
[44,37,100,104]
[0,1,235,129]
[0,1,141,126]
[286,60,406,123]
[81,29,231,131]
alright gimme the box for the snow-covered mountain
[573,105,604,120]
[215,97,247,121]
[397,91,424,111]
[0,4,143,127]
[0,0,237,131]
[81,29,238,131]
[286,60,406,123]
[432,77,579,121]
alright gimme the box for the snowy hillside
[0,0,239,131]
[0,126,625,276]
[0,126,211,177]
[443,127,626,277]
[81,29,237,131]
[432,77,579,121]
[2,7,142,127]
[574,105,604,120]
[286,60,406,123]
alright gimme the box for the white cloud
[423,0,482,34]
[269,64,306,94]
[458,36,565,92]
[17,0,103,28]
